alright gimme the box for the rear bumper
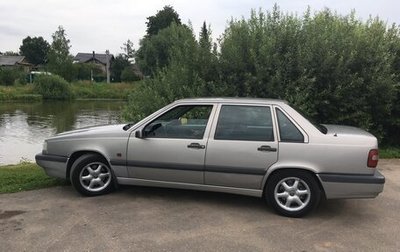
[317,170,385,199]
[35,153,68,179]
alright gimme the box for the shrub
[33,74,73,99]
[0,68,22,86]
[121,66,141,82]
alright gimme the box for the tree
[146,6,181,36]
[198,22,219,93]
[2,51,19,56]
[136,22,193,76]
[111,54,130,82]
[121,39,135,59]
[19,36,50,65]
[47,26,74,81]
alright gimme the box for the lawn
[0,81,138,102]
[0,163,67,193]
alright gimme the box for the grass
[0,84,42,102]
[0,81,138,102]
[0,163,67,194]
[380,147,400,159]
[70,81,138,99]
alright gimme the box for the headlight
[42,141,48,154]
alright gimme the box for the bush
[0,68,22,86]
[33,74,73,99]
[121,66,141,82]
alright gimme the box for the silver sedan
[36,98,384,217]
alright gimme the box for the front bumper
[317,170,385,199]
[35,153,68,179]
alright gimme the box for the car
[35,98,385,217]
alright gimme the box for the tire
[70,154,115,196]
[266,170,321,218]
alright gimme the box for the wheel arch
[67,150,111,180]
[262,167,326,199]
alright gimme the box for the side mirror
[135,130,144,138]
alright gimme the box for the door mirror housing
[135,130,144,138]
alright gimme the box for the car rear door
[204,104,278,189]
[126,104,216,184]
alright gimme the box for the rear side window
[215,105,274,141]
[276,109,304,142]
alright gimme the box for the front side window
[214,105,274,141]
[276,109,304,142]
[144,105,213,139]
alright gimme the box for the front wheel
[70,154,114,196]
[266,170,321,217]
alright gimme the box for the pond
[0,100,126,165]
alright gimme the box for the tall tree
[145,5,181,36]
[47,26,74,81]
[19,36,50,65]
[121,39,135,59]
[198,21,218,86]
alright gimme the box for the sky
[1,0,399,56]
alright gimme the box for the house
[73,51,114,74]
[0,55,32,72]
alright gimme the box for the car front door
[126,104,215,184]
[205,104,278,189]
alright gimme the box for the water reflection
[0,100,125,165]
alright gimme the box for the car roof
[174,97,288,105]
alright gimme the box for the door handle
[187,143,205,149]
[257,145,277,152]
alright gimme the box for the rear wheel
[266,170,321,217]
[70,154,114,196]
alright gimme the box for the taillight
[367,149,379,168]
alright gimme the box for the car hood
[322,124,375,138]
[49,124,129,140]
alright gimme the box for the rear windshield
[289,104,327,134]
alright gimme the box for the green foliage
[0,163,66,193]
[0,85,38,102]
[111,55,131,82]
[217,6,398,143]
[70,81,137,99]
[121,66,140,82]
[121,39,135,58]
[0,68,25,86]
[136,6,183,76]
[136,22,194,76]
[47,26,74,81]
[146,5,181,36]
[124,23,207,121]
[33,74,73,100]
[0,68,17,86]
[73,63,104,81]
[380,147,400,159]
[19,36,50,65]
[127,6,400,144]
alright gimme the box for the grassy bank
[0,85,42,102]
[0,81,137,102]
[0,163,67,193]
[70,81,137,99]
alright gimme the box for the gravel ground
[0,159,399,251]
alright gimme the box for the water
[0,100,126,165]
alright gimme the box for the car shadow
[117,184,271,212]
